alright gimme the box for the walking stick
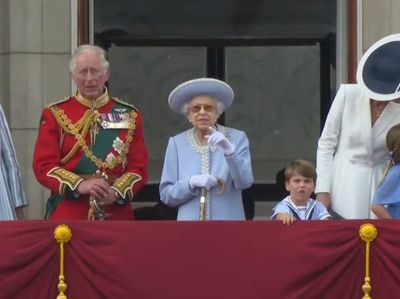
[199,188,207,221]
[198,179,225,221]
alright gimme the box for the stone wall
[2,0,72,218]
[362,0,400,50]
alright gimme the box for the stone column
[7,0,72,219]
[361,0,400,51]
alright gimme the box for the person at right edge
[316,34,400,219]
[370,123,400,219]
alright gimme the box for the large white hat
[356,33,400,101]
[168,78,234,115]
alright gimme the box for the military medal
[100,112,131,129]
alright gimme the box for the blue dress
[160,125,253,220]
[372,164,400,218]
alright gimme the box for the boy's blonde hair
[284,159,317,182]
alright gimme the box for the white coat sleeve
[315,84,347,193]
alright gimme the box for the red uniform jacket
[33,93,148,220]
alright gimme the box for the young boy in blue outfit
[271,159,331,225]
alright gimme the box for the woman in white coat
[316,34,400,219]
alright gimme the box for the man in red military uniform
[33,45,148,220]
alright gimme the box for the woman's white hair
[69,45,110,73]
[182,97,224,116]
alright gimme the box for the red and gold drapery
[0,220,398,299]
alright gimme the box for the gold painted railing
[54,224,72,299]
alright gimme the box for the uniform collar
[76,87,110,109]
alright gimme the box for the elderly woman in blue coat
[159,78,253,220]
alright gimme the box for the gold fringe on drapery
[359,223,377,299]
[54,224,72,299]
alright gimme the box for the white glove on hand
[189,174,218,190]
[206,127,235,156]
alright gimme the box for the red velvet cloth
[0,220,397,299]
[49,199,134,220]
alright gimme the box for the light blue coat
[160,125,253,220]
[372,164,400,219]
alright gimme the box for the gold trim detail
[49,105,137,170]
[112,172,142,199]
[54,224,72,299]
[76,90,109,109]
[50,108,96,164]
[359,223,378,299]
[113,97,138,111]
[47,167,84,194]
[47,97,70,109]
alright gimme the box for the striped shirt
[0,104,27,220]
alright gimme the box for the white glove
[189,174,218,190]
[206,127,235,156]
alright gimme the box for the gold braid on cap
[49,105,137,170]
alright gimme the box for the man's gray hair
[69,44,110,73]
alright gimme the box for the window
[81,0,341,201]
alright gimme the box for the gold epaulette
[112,97,139,112]
[46,97,71,109]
